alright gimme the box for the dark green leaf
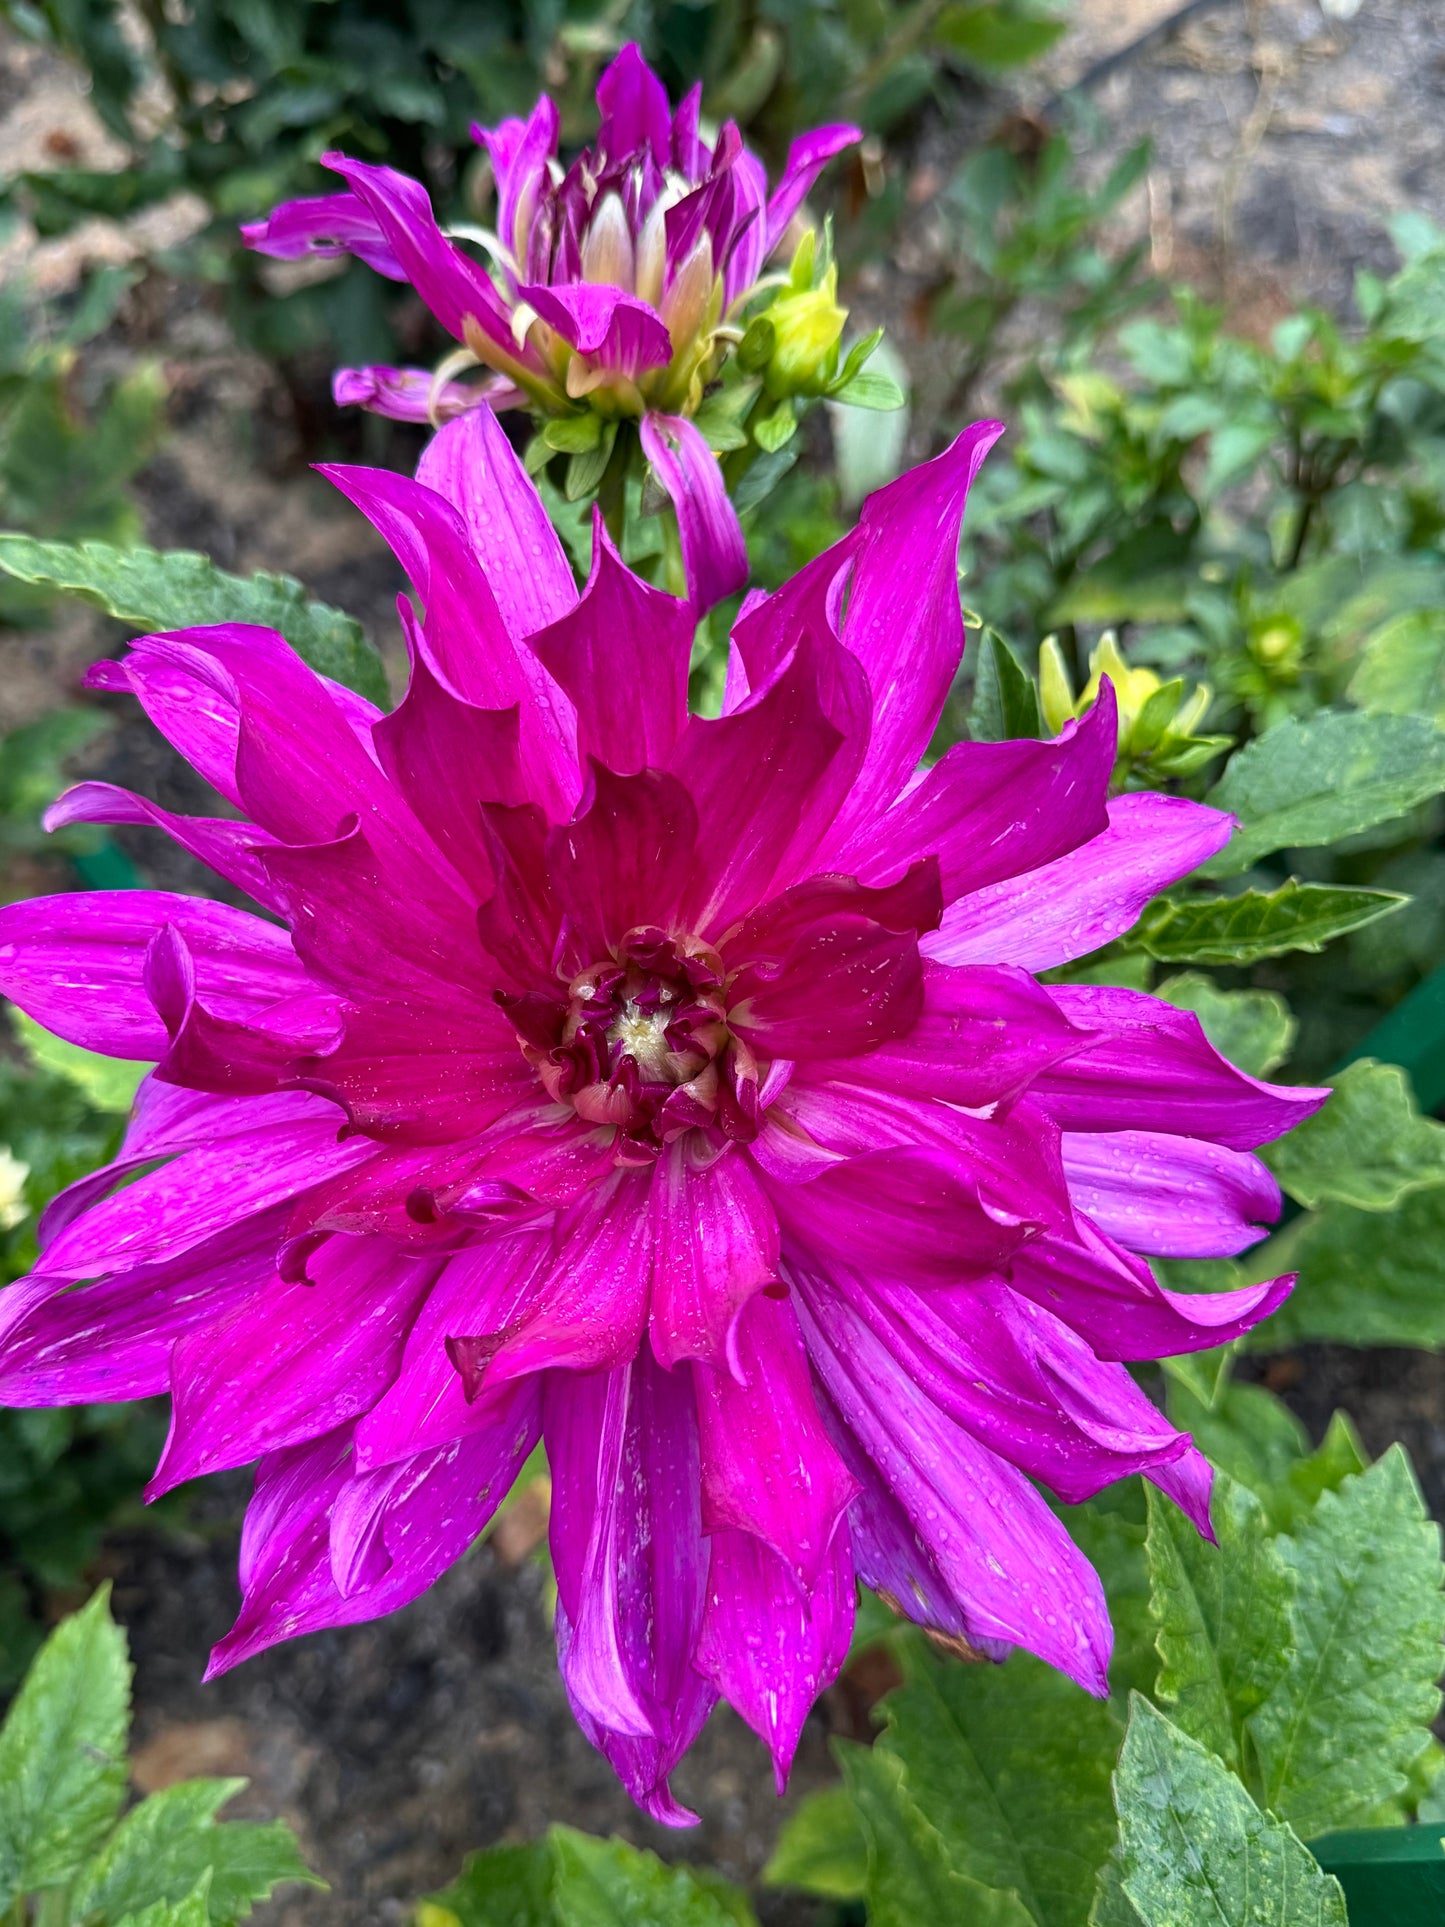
[1264,1185,1445,1349]
[422,1839,555,1926]
[1154,974,1295,1076]
[1130,883,1405,965]
[549,1827,758,1926]
[0,535,386,705]
[762,1786,867,1898]
[970,629,1043,741]
[1264,1059,1445,1210]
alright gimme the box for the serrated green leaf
[1249,1449,1445,1838]
[1088,1851,1145,1927]
[1267,1187,1445,1347]
[1264,1058,1445,1210]
[1146,1477,1294,1774]
[115,1871,214,1927]
[835,1744,1033,1927]
[1131,882,1405,964]
[879,1646,1122,1927]
[0,535,386,705]
[1348,608,1445,725]
[549,1826,758,1926]
[971,629,1043,741]
[1113,1698,1346,1926]
[1164,1376,1308,1510]
[11,1009,147,1114]
[0,1584,131,1906]
[71,1775,319,1925]
[422,1838,555,1926]
[762,1786,867,1898]
[1272,1413,1370,1534]
[1202,710,1445,876]
[1154,973,1295,1076]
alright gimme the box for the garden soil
[2,2,1445,1918]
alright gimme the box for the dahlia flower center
[499,926,762,1150]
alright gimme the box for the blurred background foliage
[4,0,1445,1917]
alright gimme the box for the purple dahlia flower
[242,43,859,614]
[0,412,1323,1822]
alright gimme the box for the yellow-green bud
[764,264,848,398]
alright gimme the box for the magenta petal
[529,514,692,776]
[240,192,406,278]
[414,408,578,642]
[594,43,673,169]
[151,1235,432,1495]
[0,1212,282,1405]
[1009,1217,1295,1362]
[796,1278,1111,1693]
[763,125,863,256]
[812,960,1093,1109]
[730,914,924,1061]
[1149,1445,1215,1540]
[478,94,559,269]
[639,413,748,614]
[84,644,244,806]
[546,764,698,959]
[1061,1130,1280,1259]
[696,1522,854,1792]
[208,1395,539,1675]
[0,890,305,1060]
[1033,983,1330,1150]
[520,283,672,378]
[332,364,501,423]
[767,1143,1033,1289]
[927,792,1236,972]
[45,782,282,910]
[545,1352,714,1813]
[694,1288,858,1591]
[321,154,523,357]
[648,1142,779,1373]
[309,996,532,1147]
[845,689,1116,901]
[823,420,1003,847]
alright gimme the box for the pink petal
[1033,983,1330,1150]
[729,914,924,1060]
[796,1276,1111,1693]
[331,364,502,423]
[44,782,282,910]
[519,283,672,378]
[696,1522,854,1792]
[1061,1129,1280,1259]
[639,413,748,614]
[648,1141,779,1373]
[306,994,531,1146]
[240,192,406,278]
[823,421,1003,847]
[545,1352,714,1824]
[694,1289,858,1590]
[529,513,692,776]
[414,408,578,642]
[843,689,1116,901]
[764,126,863,256]
[150,1235,433,1495]
[546,763,698,960]
[1008,1216,1294,1361]
[476,95,559,270]
[807,959,1093,1108]
[594,44,672,168]
[321,154,526,361]
[926,792,1236,972]
[0,890,306,1060]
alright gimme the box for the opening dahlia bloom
[0,411,1325,1823]
[242,43,859,613]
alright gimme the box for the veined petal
[649,1141,779,1372]
[240,192,406,278]
[694,1288,858,1591]
[546,764,698,959]
[520,283,672,378]
[595,43,672,169]
[639,413,748,614]
[475,94,559,270]
[764,125,863,256]
[1061,1128,1280,1259]
[332,364,502,423]
[44,782,282,911]
[728,914,924,1060]
[1033,983,1330,1149]
[926,792,1235,972]
[414,407,578,642]
[696,1523,854,1792]
[0,890,306,1060]
[529,514,692,776]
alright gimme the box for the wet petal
[639,413,748,613]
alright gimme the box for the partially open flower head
[0,416,1325,1822]
[1040,633,1231,786]
[242,45,860,610]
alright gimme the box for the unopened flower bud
[764,264,847,397]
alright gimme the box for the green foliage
[1110,1699,1347,1927]
[760,1787,867,1899]
[0,534,387,705]
[0,1589,317,1923]
[1264,1058,1445,1211]
[423,1826,757,1926]
[1153,974,1295,1076]
[1126,881,1405,965]
[1268,1185,1445,1347]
